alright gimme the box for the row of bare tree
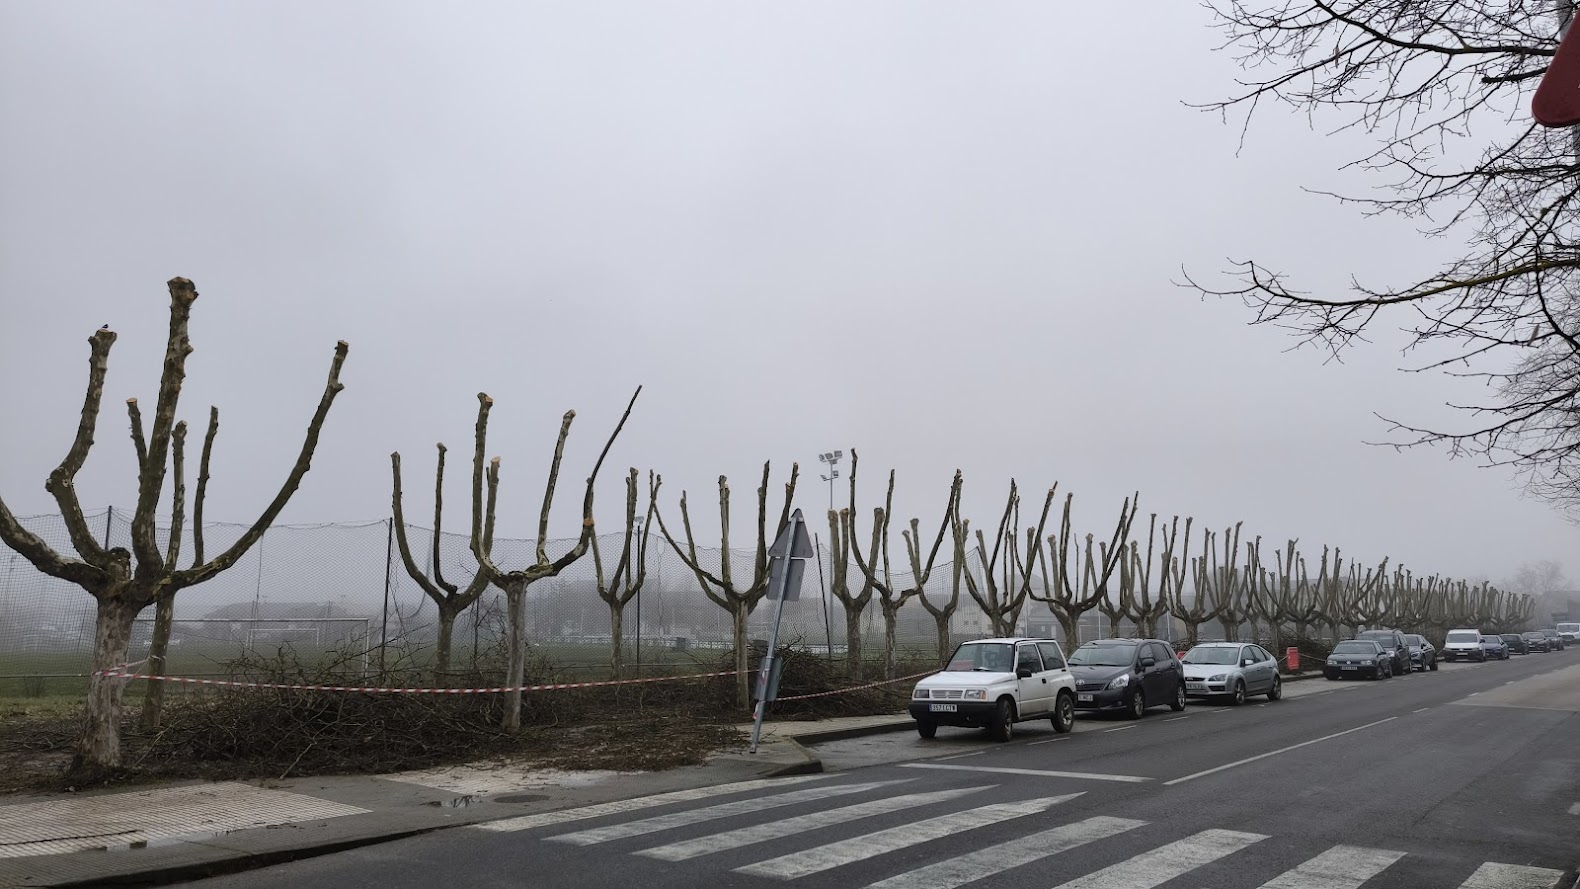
[0,281,1540,774]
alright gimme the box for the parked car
[1479,635,1511,660]
[1355,628,1412,676]
[910,638,1077,741]
[1521,631,1551,653]
[1541,628,1568,651]
[1556,623,1579,645]
[1067,638,1187,719]
[1402,634,1438,672]
[1501,633,1529,655]
[1180,642,1283,704]
[1442,628,1488,662]
[1324,639,1393,680]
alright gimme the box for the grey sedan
[1180,642,1283,705]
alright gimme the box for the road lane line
[546,780,905,845]
[1163,717,1398,786]
[1205,708,1231,714]
[1413,707,1430,713]
[1103,726,1136,733]
[864,815,1142,889]
[734,795,1076,879]
[473,774,829,832]
[1165,716,1190,721]
[900,763,1152,783]
[636,786,991,861]
[935,751,987,761]
[1254,844,1406,888]
[1047,828,1266,888]
[1455,861,1566,888]
[1568,802,1580,815]
[1029,738,1070,745]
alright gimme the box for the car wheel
[1230,681,1247,705]
[1170,681,1187,712]
[1267,676,1282,701]
[1051,693,1075,734]
[1429,657,1438,672]
[1125,689,1146,720]
[989,699,1015,742]
[917,720,937,740]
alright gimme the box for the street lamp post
[632,515,643,674]
[817,450,843,512]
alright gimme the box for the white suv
[1442,628,1487,662]
[909,637,1077,741]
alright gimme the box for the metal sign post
[749,508,812,754]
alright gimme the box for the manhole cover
[493,794,550,804]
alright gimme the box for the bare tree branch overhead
[1187,1,1580,512]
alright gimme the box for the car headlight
[913,688,929,700]
[1208,673,1227,682]
[1326,657,1337,665]
[962,689,987,700]
[1107,674,1130,689]
[1361,659,1374,665]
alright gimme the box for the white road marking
[1568,802,1580,815]
[1165,716,1190,721]
[1103,725,1136,733]
[1455,861,1567,888]
[473,774,828,832]
[636,786,991,861]
[1163,717,1398,786]
[734,795,1075,879]
[1029,738,1070,745]
[1254,844,1406,888]
[1205,708,1231,714]
[1468,692,1481,697]
[900,763,1152,783]
[935,751,987,761]
[547,780,904,845]
[864,815,1142,889]
[1047,828,1266,888]
[1413,707,1430,713]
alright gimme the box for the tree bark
[933,614,952,666]
[881,601,900,679]
[78,596,138,771]
[733,603,751,705]
[434,601,460,682]
[503,580,526,732]
[844,607,864,680]
[609,600,625,680]
[137,595,175,729]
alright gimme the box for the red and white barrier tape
[92,667,739,695]
[775,669,934,702]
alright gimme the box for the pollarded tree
[1176,524,1240,646]
[391,400,498,683]
[0,278,349,770]
[472,389,640,732]
[960,480,1057,637]
[1120,514,1170,638]
[590,469,658,679]
[826,504,878,680]
[1036,493,1139,646]
[655,462,799,708]
[917,512,970,666]
[848,454,961,679]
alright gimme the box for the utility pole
[817,450,843,512]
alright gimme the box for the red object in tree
[1533,24,1580,126]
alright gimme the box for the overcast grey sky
[0,2,1569,585]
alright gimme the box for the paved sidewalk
[0,720,861,888]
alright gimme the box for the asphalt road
[179,651,1580,889]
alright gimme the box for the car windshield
[1501,635,1521,641]
[1404,635,1425,644]
[1524,632,1544,638]
[1183,646,1241,665]
[1543,630,1560,636]
[944,643,1015,673]
[1068,643,1138,667]
[1558,624,1580,633]
[1332,642,1376,655]
[1480,637,1500,644]
[1447,631,1480,643]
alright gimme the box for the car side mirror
[1016,667,1033,679]
[1242,659,1255,667]
[1140,657,1156,668]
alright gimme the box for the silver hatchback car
[1180,642,1283,705]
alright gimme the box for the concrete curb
[762,739,826,777]
[775,718,914,745]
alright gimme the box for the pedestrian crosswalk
[476,777,1572,889]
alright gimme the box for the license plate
[1341,665,1357,670]
[928,703,957,713]
[1186,683,1206,692]
[1077,693,1094,702]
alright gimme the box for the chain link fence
[5,509,1169,696]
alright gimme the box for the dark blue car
[1479,635,1511,660]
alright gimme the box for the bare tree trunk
[79,596,138,773]
[844,608,864,680]
[934,614,952,666]
[503,581,526,732]
[733,604,751,706]
[609,601,625,680]
[1058,612,1081,650]
[434,601,459,682]
[138,595,175,729]
[881,601,900,679]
